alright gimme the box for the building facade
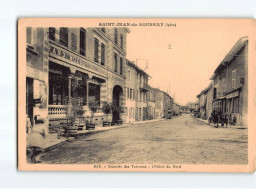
[197,36,248,126]
[173,102,181,116]
[125,60,137,123]
[180,106,190,113]
[26,27,130,131]
[147,87,156,120]
[211,37,248,126]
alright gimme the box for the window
[120,34,123,49]
[213,87,217,99]
[114,28,118,44]
[71,33,77,51]
[120,57,123,75]
[127,70,131,81]
[127,88,129,99]
[101,43,105,66]
[130,88,132,99]
[114,53,118,72]
[26,27,33,45]
[80,28,86,56]
[232,69,236,89]
[49,27,55,41]
[94,38,99,62]
[59,27,68,47]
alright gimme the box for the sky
[126,19,252,105]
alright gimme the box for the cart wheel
[66,133,70,139]
[57,133,61,139]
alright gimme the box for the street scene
[24,21,248,166]
[40,114,247,164]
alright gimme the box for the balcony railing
[48,105,66,117]
[140,82,150,91]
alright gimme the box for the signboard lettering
[49,45,107,76]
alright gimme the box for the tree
[102,102,112,122]
[65,97,85,125]
[88,100,100,124]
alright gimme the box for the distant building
[125,60,137,123]
[173,102,181,116]
[180,106,190,113]
[154,89,165,118]
[188,102,198,112]
[147,86,156,120]
[126,60,150,121]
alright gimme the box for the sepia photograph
[18,18,255,172]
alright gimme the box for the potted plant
[86,100,99,130]
[102,102,112,127]
[64,97,85,134]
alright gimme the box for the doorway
[112,85,123,123]
[26,77,34,126]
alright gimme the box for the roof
[213,36,248,74]
[127,60,150,78]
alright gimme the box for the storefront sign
[49,45,107,76]
[226,91,239,99]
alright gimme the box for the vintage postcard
[18,18,256,172]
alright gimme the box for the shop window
[49,72,68,105]
[49,27,55,41]
[88,83,100,105]
[94,38,99,63]
[59,27,68,47]
[101,43,105,66]
[71,33,77,51]
[120,57,123,75]
[120,34,123,49]
[114,28,118,45]
[114,53,118,72]
[80,28,86,56]
[232,69,236,89]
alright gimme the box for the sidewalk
[42,118,165,152]
[196,117,248,129]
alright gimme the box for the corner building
[26,27,130,130]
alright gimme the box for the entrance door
[112,85,123,123]
[26,77,34,126]
[143,107,147,120]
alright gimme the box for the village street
[40,114,248,165]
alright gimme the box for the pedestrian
[213,109,219,128]
[26,116,46,163]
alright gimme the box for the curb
[196,118,247,129]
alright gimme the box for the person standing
[26,116,46,163]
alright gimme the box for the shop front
[225,89,241,125]
[48,42,108,127]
